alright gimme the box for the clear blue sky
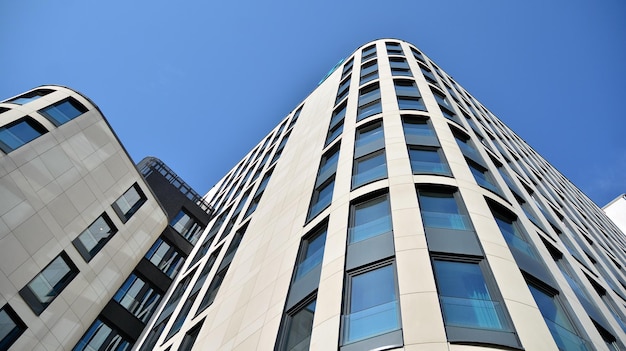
[1,0,624,207]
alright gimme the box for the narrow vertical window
[179,320,204,351]
[277,298,317,351]
[342,262,401,344]
[359,60,378,85]
[390,57,412,77]
[394,80,425,111]
[352,150,386,188]
[113,273,162,322]
[145,238,185,278]
[361,44,376,62]
[357,83,381,121]
[307,146,339,220]
[295,227,327,281]
[467,159,501,194]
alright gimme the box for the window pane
[418,191,471,230]
[145,239,185,278]
[528,284,590,351]
[0,119,46,152]
[352,151,387,188]
[295,229,327,280]
[170,210,203,244]
[308,179,334,218]
[433,260,507,331]
[113,274,162,322]
[344,265,399,343]
[0,305,25,350]
[350,195,392,243]
[494,215,536,258]
[355,123,383,150]
[409,148,450,175]
[39,98,87,125]
[113,184,146,221]
[403,119,434,138]
[398,97,426,111]
[74,214,117,261]
[73,319,131,351]
[27,254,76,305]
[284,300,316,351]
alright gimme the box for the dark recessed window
[417,190,472,231]
[361,44,376,62]
[360,59,378,85]
[179,320,204,351]
[295,227,327,281]
[390,57,412,77]
[73,318,131,351]
[278,298,316,351]
[113,273,162,322]
[395,80,425,111]
[408,147,450,175]
[38,97,88,126]
[357,83,381,121]
[112,183,147,223]
[145,238,185,278]
[170,209,204,244]
[385,42,403,56]
[7,89,53,105]
[73,212,118,262]
[352,149,387,188]
[0,304,26,350]
[0,117,48,153]
[19,251,79,315]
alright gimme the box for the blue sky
[1,0,624,206]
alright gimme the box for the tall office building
[604,195,626,235]
[132,39,626,351]
[0,86,212,350]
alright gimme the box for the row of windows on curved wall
[0,96,88,153]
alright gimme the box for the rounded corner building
[131,39,626,351]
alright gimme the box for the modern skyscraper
[0,86,212,351]
[131,39,626,351]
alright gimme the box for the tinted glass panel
[418,191,471,230]
[39,98,87,125]
[0,119,46,152]
[284,300,316,351]
[350,195,392,243]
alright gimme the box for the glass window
[349,194,392,243]
[112,183,146,223]
[336,75,351,103]
[357,84,381,121]
[343,263,400,344]
[341,58,354,79]
[197,265,229,312]
[433,259,510,331]
[361,44,376,62]
[403,118,434,137]
[113,273,162,322]
[411,48,426,63]
[360,60,378,84]
[279,299,316,351]
[0,117,48,153]
[390,57,411,76]
[7,89,53,105]
[39,97,88,126]
[395,80,425,111]
[326,119,344,146]
[295,227,327,280]
[307,178,334,220]
[73,319,131,351]
[385,42,403,55]
[166,292,197,340]
[179,320,204,351]
[468,160,501,194]
[492,209,536,258]
[417,190,472,231]
[20,251,78,315]
[73,213,117,262]
[355,121,383,151]
[0,304,26,350]
[528,282,590,351]
[170,209,203,244]
[408,147,450,175]
[420,65,438,85]
[145,238,185,278]
[352,150,387,188]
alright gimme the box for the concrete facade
[135,39,626,351]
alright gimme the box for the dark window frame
[112,183,147,223]
[72,212,118,262]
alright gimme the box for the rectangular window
[278,298,316,351]
[352,150,387,188]
[411,48,426,63]
[170,209,203,244]
[360,60,378,85]
[342,262,400,344]
[113,273,162,322]
[20,251,79,315]
[197,265,229,312]
[527,282,590,351]
[492,208,536,258]
[361,44,376,62]
[417,190,472,231]
[349,194,392,243]
[295,227,327,281]
[394,80,426,111]
[390,57,412,77]
[419,64,438,85]
[408,147,450,175]
[467,159,501,194]
[145,238,185,278]
[7,89,53,105]
[357,83,381,121]
[38,97,88,126]
[73,213,117,262]
[433,258,511,331]
[0,117,48,153]
[336,75,351,104]
[0,304,26,350]
[112,183,147,223]
[385,42,403,56]
[307,146,340,221]
[166,292,197,340]
[73,319,131,351]
[355,121,384,155]
[341,58,354,79]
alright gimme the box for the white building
[604,194,626,236]
[133,39,626,351]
